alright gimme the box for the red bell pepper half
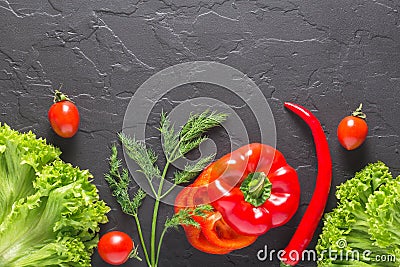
[207,143,300,236]
[175,143,300,253]
[175,167,257,254]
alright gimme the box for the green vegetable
[0,124,110,267]
[105,110,227,267]
[316,162,400,266]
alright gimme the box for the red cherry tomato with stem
[337,104,368,150]
[48,90,80,138]
[98,231,140,265]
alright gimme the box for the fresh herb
[105,110,227,267]
[0,124,110,266]
[316,162,400,266]
[165,204,214,229]
[172,154,214,186]
[157,204,213,265]
[105,145,146,217]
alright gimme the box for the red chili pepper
[207,143,300,236]
[281,102,332,266]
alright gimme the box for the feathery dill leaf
[179,136,208,157]
[158,111,180,161]
[104,145,146,216]
[165,204,214,229]
[158,110,227,163]
[179,110,227,155]
[173,154,214,185]
[118,132,161,181]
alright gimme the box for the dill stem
[149,182,158,198]
[159,183,177,199]
[151,160,170,266]
[150,199,160,266]
[133,214,151,266]
[155,227,168,267]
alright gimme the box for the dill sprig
[158,111,179,161]
[165,204,214,229]
[157,110,226,198]
[120,110,227,189]
[104,145,146,216]
[108,110,228,267]
[104,145,150,265]
[179,110,228,156]
[173,154,214,185]
[118,133,161,181]
[159,110,228,162]
[154,204,214,266]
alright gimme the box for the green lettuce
[316,162,400,266]
[0,124,110,266]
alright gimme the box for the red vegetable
[337,104,368,150]
[281,102,332,266]
[175,167,257,254]
[98,231,134,265]
[48,90,80,138]
[181,224,234,255]
[175,143,300,254]
[207,143,300,236]
[174,184,232,254]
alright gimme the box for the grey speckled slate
[1,1,399,266]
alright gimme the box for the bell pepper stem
[248,172,267,198]
[240,172,272,207]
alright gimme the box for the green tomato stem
[128,245,142,261]
[352,103,366,119]
[53,90,71,102]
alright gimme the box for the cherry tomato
[337,104,368,150]
[48,90,80,138]
[97,231,134,265]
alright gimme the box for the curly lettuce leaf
[316,162,399,266]
[0,124,109,266]
[335,161,392,207]
[0,124,60,223]
[366,177,400,253]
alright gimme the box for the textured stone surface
[1,0,399,266]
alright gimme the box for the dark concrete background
[1,0,399,266]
